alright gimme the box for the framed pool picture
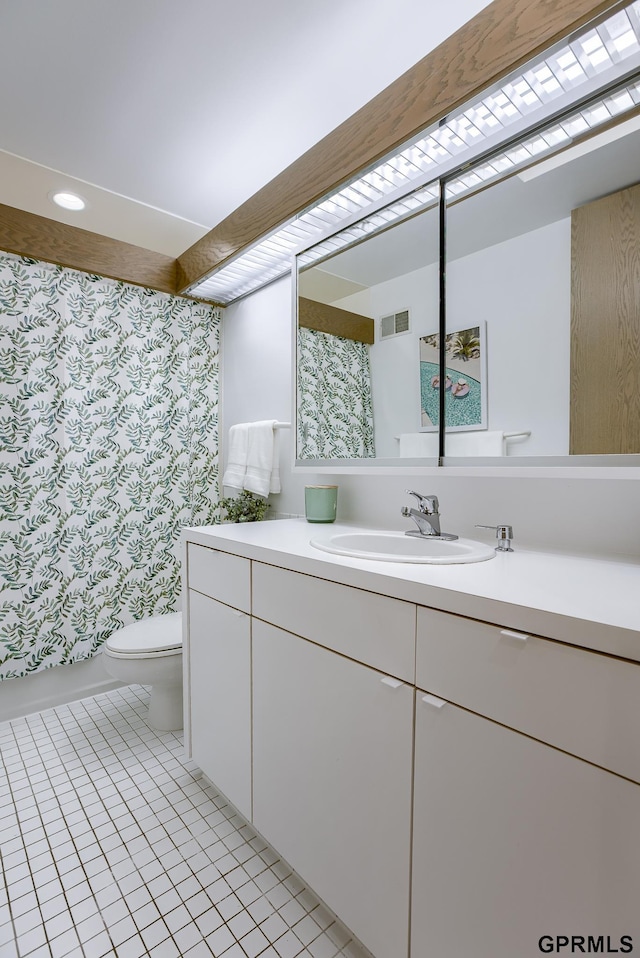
[419,322,487,431]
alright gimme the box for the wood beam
[176,0,615,294]
[0,204,178,295]
[298,297,374,344]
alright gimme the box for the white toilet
[101,612,183,731]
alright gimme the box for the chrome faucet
[401,490,458,541]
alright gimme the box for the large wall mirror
[295,71,640,468]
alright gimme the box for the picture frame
[418,322,487,431]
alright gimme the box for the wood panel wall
[570,183,640,454]
[176,0,615,293]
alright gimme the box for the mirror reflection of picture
[419,323,487,431]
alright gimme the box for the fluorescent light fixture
[518,110,640,181]
[50,190,86,211]
[189,0,640,305]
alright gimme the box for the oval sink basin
[310,531,496,564]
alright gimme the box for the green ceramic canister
[304,485,338,523]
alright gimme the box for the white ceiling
[0,0,491,257]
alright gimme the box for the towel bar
[393,430,531,441]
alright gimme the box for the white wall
[336,219,571,457]
[334,264,439,458]
[448,219,570,455]
[223,276,640,559]
[222,279,316,517]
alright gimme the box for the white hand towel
[244,421,277,498]
[398,430,506,457]
[269,426,281,495]
[222,423,250,490]
[446,430,505,456]
[398,433,439,458]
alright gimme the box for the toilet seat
[104,612,182,658]
[103,645,181,659]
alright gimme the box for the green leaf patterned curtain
[297,327,375,459]
[0,254,219,680]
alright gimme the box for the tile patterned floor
[0,686,371,958]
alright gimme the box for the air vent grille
[380,310,410,339]
[395,309,410,333]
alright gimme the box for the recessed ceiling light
[50,191,86,211]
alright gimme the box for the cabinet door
[412,692,640,958]
[188,590,252,821]
[253,619,414,958]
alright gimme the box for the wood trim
[299,297,374,344]
[176,0,616,293]
[0,204,178,295]
[570,182,640,454]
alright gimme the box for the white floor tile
[204,923,235,956]
[294,915,323,947]
[0,686,370,958]
[226,910,255,940]
[15,922,47,956]
[171,922,202,953]
[273,929,306,958]
[163,904,191,935]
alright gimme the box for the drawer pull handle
[380,676,404,689]
[421,693,447,709]
[500,629,529,642]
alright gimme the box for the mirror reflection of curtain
[297,327,375,459]
[0,253,220,680]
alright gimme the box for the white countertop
[183,519,640,661]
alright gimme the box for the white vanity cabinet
[185,544,252,821]
[183,523,640,958]
[252,618,414,958]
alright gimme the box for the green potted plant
[216,490,269,523]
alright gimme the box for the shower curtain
[0,254,219,680]
[297,327,375,459]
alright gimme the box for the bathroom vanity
[181,520,640,958]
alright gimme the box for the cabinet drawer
[253,563,415,682]
[187,543,250,613]
[416,606,640,783]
